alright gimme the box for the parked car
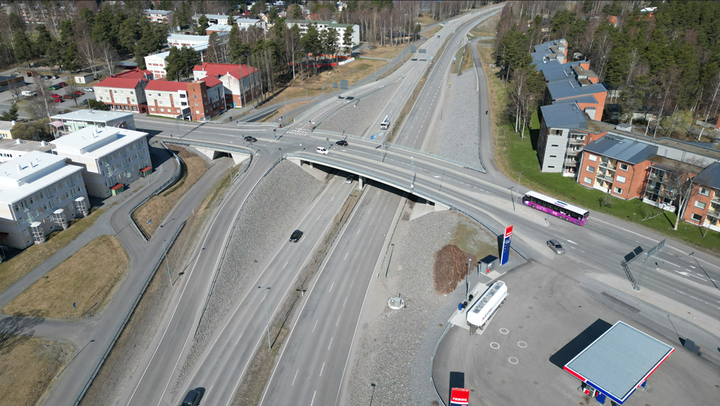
[289,229,303,243]
[51,93,61,98]
[546,239,565,255]
[49,85,59,90]
[345,176,353,184]
[63,94,73,99]
[83,87,94,92]
[244,136,257,143]
[74,90,84,96]
[316,146,329,155]
[21,90,37,97]
[336,140,348,146]
[57,82,66,88]
[43,75,52,80]
[52,98,64,103]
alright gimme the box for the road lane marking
[329,282,334,292]
[317,215,322,220]
[312,319,318,333]
[311,391,316,406]
[344,252,349,261]
[336,315,341,326]
[319,362,325,377]
[328,337,333,350]
[368,208,372,214]
[343,296,348,307]
[330,195,334,201]
[292,369,298,386]
[689,265,696,269]
[566,240,578,245]
[283,261,288,269]
[235,333,243,346]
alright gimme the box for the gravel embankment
[175,160,324,389]
[318,81,400,137]
[427,69,483,168]
[348,209,486,406]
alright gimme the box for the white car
[83,87,94,92]
[316,147,329,155]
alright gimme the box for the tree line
[495,0,720,139]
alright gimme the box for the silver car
[547,239,565,255]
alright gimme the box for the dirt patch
[433,244,476,295]
[460,44,474,72]
[2,235,129,319]
[0,208,105,294]
[470,13,500,37]
[362,43,411,59]
[261,100,311,122]
[79,161,239,406]
[0,335,74,406]
[422,25,442,39]
[451,215,498,260]
[476,44,511,173]
[417,14,436,26]
[269,59,388,102]
[133,146,208,238]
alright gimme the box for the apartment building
[0,139,53,163]
[50,110,136,133]
[145,9,173,24]
[641,156,704,213]
[0,151,89,249]
[531,39,568,66]
[0,121,14,140]
[684,162,720,232]
[192,14,231,25]
[145,77,225,121]
[537,102,595,176]
[285,20,360,48]
[578,134,659,200]
[207,24,233,35]
[94,69,153,113]
[168,34,212,48]
[50,127,151,198]
[193,63,262,108]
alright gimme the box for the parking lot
[0,70,96,118]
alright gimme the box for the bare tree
[25,72,55,119]
[77,38,100,78]
[98,41,118,76]
[703,71,720,124]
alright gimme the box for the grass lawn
[133,146,207,238]
[0,208,105,294]
[0,337,74,406]
[261,100,311,122]
[362,42,411,59]
[470,13,500,37]
[422,25,442,39]
[3,235,129,319]
[416,13,436,26]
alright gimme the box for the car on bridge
[316,146,329,155]
[547,239,565,255]
[336,140,348,146]
[290,229,303,243]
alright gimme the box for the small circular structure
[499,328,509,335]
[508,357,519,365]
[388,297,405,310]
[490,342,500,350]
[518,341,527,348]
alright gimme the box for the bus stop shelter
[563,321,674,405]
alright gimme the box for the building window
[588,154,597,162]
[587,166,595,173]
[616,175,626,183]
[619,163,629,171]
[691,213,703,222]
[584,177,592,184]
[550,155,557,158]
[160,108,164,112]
[551,144,559,147]
[613,186,623,195]
[699,187,710,196]
[694,200,707,210]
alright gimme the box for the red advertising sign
[504,225,513,238]
[450,387,470,405]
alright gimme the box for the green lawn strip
[504,120,720,252]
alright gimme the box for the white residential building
[51,110,136,133]
[51,127,151,198]
[145,9,173,24]
[192,14,230,26]
[167,34,211,48]
[285,20,360,48]
[0,151,89,249]
[0,139,53,163]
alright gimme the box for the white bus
[380,116,390,130]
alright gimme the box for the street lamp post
[259,286,272,350]
[516,171,523,206]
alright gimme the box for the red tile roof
[95,77,143,89]
[145,80,188,92]
[193,63,258,80]
[114,68,153,79]
[199,76,222,87]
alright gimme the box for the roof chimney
[16,163,22,172]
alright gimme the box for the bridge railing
[314,129,487,173]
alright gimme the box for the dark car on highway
[289,230,303,243]
[181,389,202,406]
[244,136,257,142]
[336,140,348,146]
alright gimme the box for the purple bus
[522,191,590,225]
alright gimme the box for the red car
[63,94,73,99]
[53,98,64,103]
[51,93,61,98]
[57,82,67,88]
[74,91,84,96]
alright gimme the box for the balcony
[564,160,578,167]
[566,149,581,156]
[598,161,616,170]
[568,137,586,145]
[707,210,720,221]
[712,196,720,205]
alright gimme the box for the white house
[0,151,89,248]
[51,127,151,198]
[285,20,360,48]
[51,110,136,133]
